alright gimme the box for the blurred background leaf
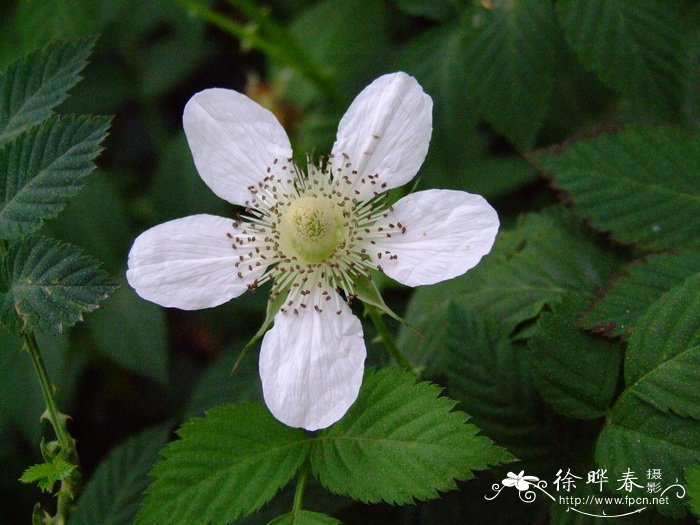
[1,0,699,523]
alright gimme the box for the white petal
[369,189,499,287]
[183,88,293,206]
[331,72,432,200]
[259,293,366,430]
[127,214,265,310]
[515,479,531,491]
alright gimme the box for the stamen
[229,155,400,313]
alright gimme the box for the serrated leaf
[310,368,512,505]
[268,510,340,525]
[596,397,700,518]
[582,252,700,338]
[70,425,170,525]
[461,0,558,149]
[414,303,565,473]
[528,294,622,420]
[595,275,700,517]
[624,274,700,419]
[399,206,623,359]
[0,236,116,333]
[136,403,310,525]
[557,0,685,117]
[0,114,111,238]
[0,37,95,146]
[537,127,700,251]
[20,458,75,492]
[687,465,700,521]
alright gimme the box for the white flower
[502,471,540,492]
[126,72,499,431]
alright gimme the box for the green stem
[292,461,309,515]
[23,332,80,524]
[366,305,414,374]
[173,0,343,105]
[24,333,70,449]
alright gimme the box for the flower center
[280,196,344,263]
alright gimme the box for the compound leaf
[310,368,512,504]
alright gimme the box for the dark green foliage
[399,206,624,353]
[0,236,116,333]
[537,127,700,250]
[528,294,622,420]
[1,1,699,524]
[687,465,700,520]
[0,37,95,146]
[268,511,341,525]
[136,404,310,525]
[70,425,171,525]
[0,115,111,238]
[557,0,685,118]
[582,252,700,337]
[406,302,564,473]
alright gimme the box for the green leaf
[528,294,622,420]
[283,0,389,107]
[87,281,169,384]
[0,37,95,146]
[268,510,340,525]
[397,22,482,172]
[310,368,512,504]
[625,274,700,419]
[413,303,565,472]
[46,171,132,274]
[595,275,700,517]
[20,457,76,492]
[461,0,558,149]
[0,236,116,333]
[596,397,700,518]
[685,6,700,132]
[14,1,102,50]
[687,465,700,521]
[537,127,700,251]
[394,0,462,21]
[182,345,262,421]
[446,155,539,201]
[582,252,700,338]
[136,404,310,525]
[146,135,231,225]
[399,206,623,356]
[71,425,170,525]
[0,114,111,239]
[557,0,685,117]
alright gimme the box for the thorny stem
[365,305,415,374]
[23,332,80,525]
